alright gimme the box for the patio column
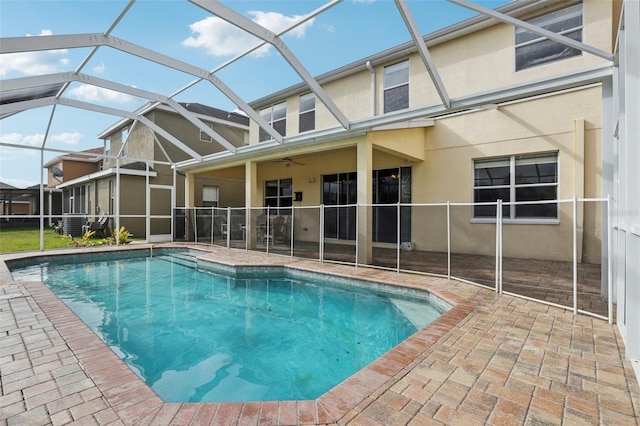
[245,160,259,248]
[183,172,196,242]
[357,137,373,264]
[574,119,585,263]
[185,172,196,207]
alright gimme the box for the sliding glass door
[322,172,356,240]
[373,167,411,243]
[322,167,411,243]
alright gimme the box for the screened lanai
[1,0,639,372]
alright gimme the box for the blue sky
[0,0,507,188]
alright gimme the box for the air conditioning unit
[400,242,415,251]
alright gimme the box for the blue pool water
[9,249,446,402]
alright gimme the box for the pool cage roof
[0,0,615,173]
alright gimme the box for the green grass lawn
[0,227,77,253]
[0,226,139,254]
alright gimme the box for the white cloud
[0,132,43,147]
[93,62,106,74]
[50,132,84,145]
[0,130,85,188]
[182,10,315,58]
[68,85,136,104]
[250,11,314,39]
[1,131,84,147]
[0,134,40,180]
[0,30,70,77]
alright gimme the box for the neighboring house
[43,147,103,224]
[180,0,613,265]
[0,182,30,217]
[0,182,59,226]
[53,102,249,239]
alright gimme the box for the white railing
[176,197,610,321]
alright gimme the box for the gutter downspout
[366,60,376,116]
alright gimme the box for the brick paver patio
[1,244,639,425]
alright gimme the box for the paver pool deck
[1,244,639,425]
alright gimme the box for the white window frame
[104,138,111,165]
[264,178,292,215]
[121,127,129,157]
[515,2,583,71]
[472,153,559,224]
[299,93,315,133]
[298,92,316,133]
[202,185,219,208]
[383,60,409,113]
[200,122,214,142]
[259,101,287,142]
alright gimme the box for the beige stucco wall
[194,1,608,263]
[415,85,603,262]
[150,110,247,163]
[94,179,111,218]
[104,109,248,168]
[213,85,605,262]
[194,167,245,207]
[249,0,612,144]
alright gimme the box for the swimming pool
[9,248,448,403]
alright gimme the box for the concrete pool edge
[1,244,475,425]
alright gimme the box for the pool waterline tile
[1,243,638,425]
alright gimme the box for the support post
[356,138,373,265]
[245,161,259,249]
[573,196,578,314]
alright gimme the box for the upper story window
[515,3,583,71]
[474,153,558,220]
[299,93,315,133]
[383,60,409,113]
[200,122,214,142]
[104,138,111,165]
[259,101,287,142]
[121,128,129,157]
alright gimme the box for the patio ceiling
[0,0,613,167]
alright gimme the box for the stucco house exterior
[179,0,612,265]
[52,102,249,239]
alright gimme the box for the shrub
[65,230,96,247]
[105,226,133,245]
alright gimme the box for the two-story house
[179,0,613,267]
[53,102,249,239]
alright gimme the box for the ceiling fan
[280,157,305,167]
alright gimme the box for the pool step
[153,253,198,267]
[389,297,434,329]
